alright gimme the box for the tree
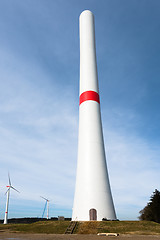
[139,189,160,223]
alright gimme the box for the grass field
[0,220,160,235]
[0,221,70,234]
[77,221,160,235]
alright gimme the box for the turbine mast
[72,10,116,221]
[4,187,10,224]
[40,196,49,219]
[3,174,19,224]
[47,200,49,220]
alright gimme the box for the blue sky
[0,0,160,220]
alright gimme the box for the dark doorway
[89,208,97,220]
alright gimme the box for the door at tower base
[89,209,97,221]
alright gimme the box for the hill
[0,220,160,235]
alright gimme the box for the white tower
[4,187,10,224]
[72,10,116,221]
[40,196,50,219]
[4,174,19,224]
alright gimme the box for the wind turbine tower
[4,174,20,224]
[72,10,117,221]
[40,196,50,219]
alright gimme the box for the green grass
[0,220,160,235]
[0,221,70,234]
[76,221,160,235]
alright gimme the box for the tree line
[139,189,160,223]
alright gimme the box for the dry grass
[0,221,70,234]
[76,221,160,235]
[0,220,160,235]
[76,221,98,234]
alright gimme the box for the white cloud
[102,109,160,220]
[0,45,78,218]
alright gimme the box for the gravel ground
[1,233,160,240]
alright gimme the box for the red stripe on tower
[79,90,100,105]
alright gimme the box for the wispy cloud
[102,107,160,219]
[0,0,160,221]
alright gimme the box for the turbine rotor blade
[8,172,11,186]
[42,200,47,218]
[5,187,10,195]
[40,196,48,201]
[10,186,20,193]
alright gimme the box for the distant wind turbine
[4,173,20,224]
[40,196,50,219]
